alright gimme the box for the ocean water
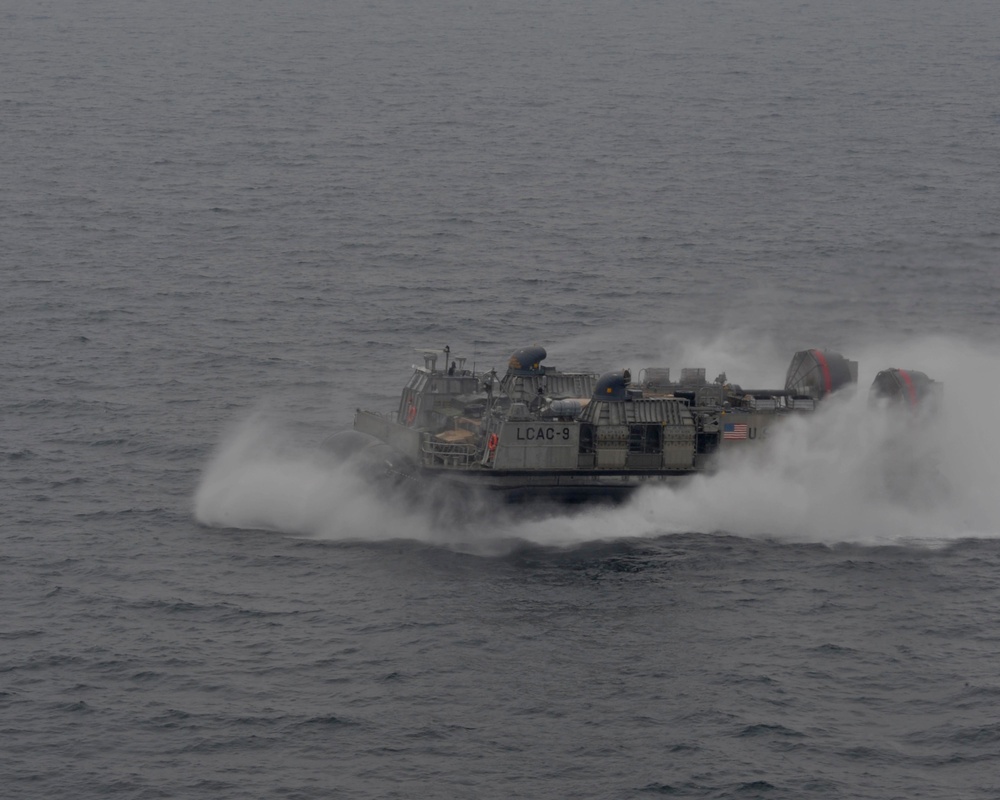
[4,0,1000,797]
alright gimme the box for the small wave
[950,722,1000,745]
[300,714,359,727]
[737,724,805,738]
[0,629,44,640]
[733,781,778,794]
[811,643,861,655]
[49,476,85,487]
[55,700,93,714]
[130,671,165,682]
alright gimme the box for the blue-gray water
[4,1,1000,797]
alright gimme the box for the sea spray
[193,412,426,540]
[193,410,518,549]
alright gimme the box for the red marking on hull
[812,349,833,396]
[897,369,919,407]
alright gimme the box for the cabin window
[696,432,719,454]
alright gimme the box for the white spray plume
[194,414,431,541]
[193,411,514,550]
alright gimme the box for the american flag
[723,423,749,440]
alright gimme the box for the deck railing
[421,438,479,467]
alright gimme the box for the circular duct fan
[784,349,856,399]
[869,368,939,409]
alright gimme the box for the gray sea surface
[4,0,1000,797]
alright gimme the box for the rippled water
[4,0,1000,797]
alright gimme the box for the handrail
[421,438,479,467]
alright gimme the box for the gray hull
[353,345,938,504]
